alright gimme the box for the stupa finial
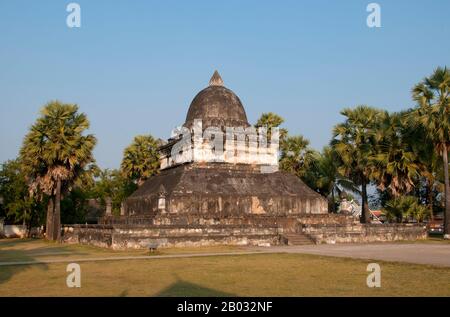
[209,70,224,87]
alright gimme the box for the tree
[412,67,450,238]
[60,164,100,224]
[20,101,97,241]
[371,111,423,197]
[0,159,43,235]
[405,111,440,217]
[254,112,288,143]
[332,105,383,223]
[121,135,160,186]
[91,169,137,215]
[279,135,318,179]
[315,147,359,213]
[384,196,430,223]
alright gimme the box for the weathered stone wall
[63,225,114,248]
[63,224,281,250]
[100,213,352,233]
[166,194,327,216]
[125,163,329,216]
[160,123,279,169]
[126,194,327,216]
[303,223,427,244]
[153,214,360,236]
[66,214,427,250]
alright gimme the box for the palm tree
[412,67,450,238]
[315,147,359,213]
[20,101,96,241]
[403,110,439,218]
[384,196,430,223]
[254,112,288,142]
[279,135,317,179]
[371,111,423,198]
[332,105,383,223]
[121,135,160,186]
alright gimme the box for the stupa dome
[184,71,250,129]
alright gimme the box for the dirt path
[248,243,450,267]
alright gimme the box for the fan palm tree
[121,135,160,186]
[255,112,288,143]
[315,147,360,212]
[412,66,450,238]
[279,135,317,179]
[384,196,430,223]
[332,105,383,223]
[371,111,423,197]
[20,101,96,241]
[404,110,439,217]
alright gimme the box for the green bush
[384,196,430,223]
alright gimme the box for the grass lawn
[1,239,449,296]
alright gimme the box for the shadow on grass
[156,277,236,297]
[0,238,37,249]
[0,238,88,286]
[0,244,89,262]
[0,250,49,286]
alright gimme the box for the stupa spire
[209,70,224,87]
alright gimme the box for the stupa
[63,72,427,249]
[124,71,328,218]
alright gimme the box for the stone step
[282,233,315,246]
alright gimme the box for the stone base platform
[62,213,427,249]
[62,224,281,249]
[304,223,427,244]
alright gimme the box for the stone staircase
[282,233,316,246]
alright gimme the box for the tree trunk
[54,179,62,241]
[27,211,34,238]
[22,217,26,239]
[331,188,336,213]
[46,197,54,240]
[361,177,370,223]
[443,144,450,238]
[426,178,434,221]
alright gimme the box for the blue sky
[1,0,449,169]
